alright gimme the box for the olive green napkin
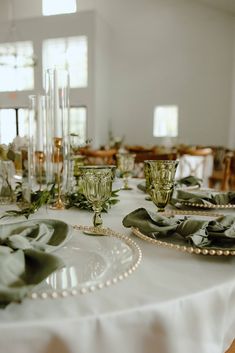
[174,190,235,206]
[137,175,202,193]
[136,182,146,192]
[123,208,235,249]
[0,221,65,307]
[176,175,202,187]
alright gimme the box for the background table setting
[0,175,235,353]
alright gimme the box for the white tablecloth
[0,179,234,353]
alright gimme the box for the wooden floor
[226,340,235,353]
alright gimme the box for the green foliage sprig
[1,183,120,220]
[1,184,55,219]
[66,189,120,212]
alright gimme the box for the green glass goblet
[79,166,114,228]
[148,160,179,212]
[143,160,153,201]
[116,153,136,190]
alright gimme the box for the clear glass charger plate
[29,226,142,300]
[131,210,235,256]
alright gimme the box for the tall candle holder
[28,95,47,194]
[35,151,45,190]
[50,137,64,210]
[45,68,70,209]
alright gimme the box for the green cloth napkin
[174,190,235,206]
[137,175,202,194]
[123,208,235,250]
[137,182,146,192]
[176,175,202,187]
[0,221,65,307]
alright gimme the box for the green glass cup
[144,161,153,194]
[116,153,136,190]
[148,160,179,212]
[79,166,115,227]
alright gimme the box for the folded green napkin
[137,182,146,192]
[123,208,235,249]
[176,175,202,187]
[174,190,235,206]
[0,221,65,307]
[137,175,201,194]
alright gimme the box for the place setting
[0,157,142,307]
[0,70,144,308]
[122,159,235,257]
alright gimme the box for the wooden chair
[209,150,234,191]
[133,152,178,178]
[134,151,178,164]
[80,148,117,165]
[125,145,155,154]
[177,147,213,184]
[226,340,235,353]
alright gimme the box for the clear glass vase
[45,68,71,208]
[28,95,47,192]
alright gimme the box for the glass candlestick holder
[28,95,47,193]
[50,137,65,210]
[45,68,71,208]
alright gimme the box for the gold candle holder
[50,137,65,210]
[35,151,45,190]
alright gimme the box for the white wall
[96,0,235,147]
[228,22,235,149]
[93,14,112,148]
[0,0,234,147]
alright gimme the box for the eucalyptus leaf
[1,183,120,220]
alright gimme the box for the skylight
[42,0,77,16]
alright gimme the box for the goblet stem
[122,173,132,190]
[157,207,165,212]
[93,206,103,227]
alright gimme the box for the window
[0,110,17,144]
[18,109,29,137]
[0,108,29,144]
[42,0,77,16]
[0,41,34,92]
[153,106,178,137]
[43,36,88,88]
[70,107,87,144]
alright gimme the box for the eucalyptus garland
[1,183,120,219]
